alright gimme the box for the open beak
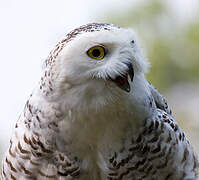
[109,62,134,92]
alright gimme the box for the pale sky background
[0,0,198,155]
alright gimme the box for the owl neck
[35,72,154,125]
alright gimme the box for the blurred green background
[98,0,199,155]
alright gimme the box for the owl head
[41,23,149,104]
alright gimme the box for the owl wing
[148,81,172,115]
[107,83,199,179]
[1,99,80,180]
[107,108,199,180]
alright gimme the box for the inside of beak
[114,74,131,92]
[109,62,134,92]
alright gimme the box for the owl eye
[87,45,105,60]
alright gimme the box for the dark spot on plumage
[151,143,161,154]
[109,156,114,163]
[164,118,170,123]
[35,115,41,123]
[113,160,117,167]
[179,133,182,141]
[5,157,17,172]
[15,123,18,128]
[107,176,113,180]
[182,132,185,141]
[71,169,80,177]
[148,126,154,134]
[59,154,65,161]
[148,147,166,161]
[127,165,137,171]
[181,147,189,163]
[29,140,38,150]
[113,152,117,158]
[149,101,153,107]
[170,122,175,129]
[34,152,42,157]
[193,154,199,170]
[128,144,141,152]
[108,171,118,177]
[136,134,142,143]
[166,132,172,143]
[9,144,16,158]
[141,145,149,154]
[127,152,134,160]
[39,170,56,178]
[165,172,173,180]
[148,121,154,131]
[2,165,7,178]
[176,137,179,144]
[74,156,78,162]
[20,155,31,160]
[10,174,17,180]
[119,159,125,167]
[149,136,158,143]
[37,140,52,153]
[18,142,30,154]
[32,131,40,138]
[155,120,159,129]
[138,160,149,172]
[163,114,167,119]
[53,46,59,54]
[141,127,148,135]
[173,124,178,131]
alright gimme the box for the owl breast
[58,109,198,180]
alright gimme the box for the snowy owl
[2,23,199,180]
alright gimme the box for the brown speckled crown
[44,23,120,68]
[62,23,120,43]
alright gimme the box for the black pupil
[92,49,101,57]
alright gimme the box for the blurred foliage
[98,0,199,91]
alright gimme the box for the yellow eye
[87,46,105,60]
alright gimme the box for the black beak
[109,62,134,92]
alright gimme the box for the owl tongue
[113,74,131,93]
[108,62,134,92]
[115,75,127,85]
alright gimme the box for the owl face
[52,24,149,94]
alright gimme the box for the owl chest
[57,116,146,180]
[56,115,185,180]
